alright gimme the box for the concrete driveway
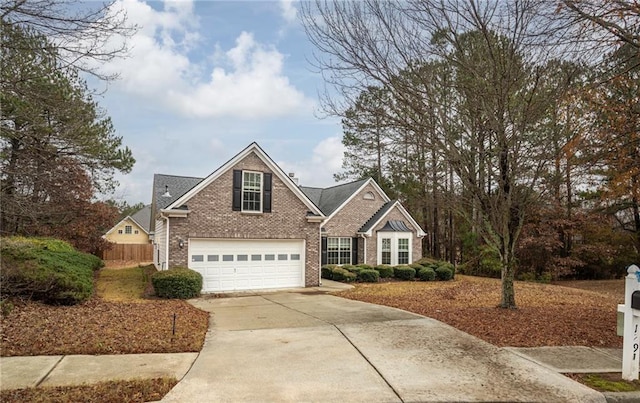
[161,292,604,403]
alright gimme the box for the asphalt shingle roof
[153,174,203,210]
[358,201,395,233]
[300,179,368,216]
[130,205,152,233]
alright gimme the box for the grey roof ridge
[321,178,368,190]
[154,173,204,180]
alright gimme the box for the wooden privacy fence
[101,243,153,261]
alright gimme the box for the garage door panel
[188,239,305,292]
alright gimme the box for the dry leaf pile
[0,298,208,356]
[338,275,623,347]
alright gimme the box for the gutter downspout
[165,217,170,270]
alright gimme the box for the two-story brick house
[151,142,425,293]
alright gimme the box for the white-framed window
[327,237,351,265]
[381,238,391,265]
[377,233,412,265]
[242,171,262,212]
[363,191,375,200]
[118,229,123,234]
[398,238,409,264]
[125,225,132,234]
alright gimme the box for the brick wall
[323,183,385,237]
[166,152,321,286]
[365,207,423,266]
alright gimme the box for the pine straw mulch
[0,297,209,356]
[337,275,623,348]
[0,378,177,403]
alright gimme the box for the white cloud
[278,136,345,188]
[96,0,312,119]
[279,0,297,23]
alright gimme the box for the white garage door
[188,239,305,292]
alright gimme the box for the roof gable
[129,205,152,233]
[358,200,426,237]
[300,178,389,218]
[104,216,148,237]
[165,142,324,216]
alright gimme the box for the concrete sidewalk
[0,353,198,390]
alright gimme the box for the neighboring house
[104,205,152,244]
[151,142,425,293]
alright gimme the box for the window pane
[237,254,248,261]
[242,171,262,212]
[340,238,351,249]
[265,254,275,261]
[191,255,204,262]
[207,255,219,262]
[382,238,391,252]
[222,255,234,262]
[278,254,288,260]
[398,252,409,265]
[327,252,338,265]
[398,238,409,250]
[327,237,338,250]
[125,225,132,234]
[382,251,391,265]
[251,254,262,261]
[290,254,300,260]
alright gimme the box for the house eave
[160,209,191,218]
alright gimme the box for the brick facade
[364,207,423,266]
[165,152,321,286]
[322,183,423,266]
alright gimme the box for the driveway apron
[161,292,604,403]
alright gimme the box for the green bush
[357,269,380,283]
[393,266,416,281]
[0,237,102,305]
[417,267,436,281]
[375,265,394,278]
[330,267,357,282]
[342,265,363,275]
[152,267,202,299]
[321,265,336,280]
[435,266,453,281]
[409,263,424,276]
[414,257,438,266]
[356,264,373,270]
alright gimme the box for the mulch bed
[0,298,208,356]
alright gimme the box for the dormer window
[363,191,375,200]
[242,171,262,212]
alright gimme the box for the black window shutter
[232,170,242,211]
[321,237,327,265]
[263,173,272,213]
[352,237,359,265]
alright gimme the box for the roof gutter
[160,209,191,218]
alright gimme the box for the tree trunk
[500,251,517,308]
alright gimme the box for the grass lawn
[337,274,623,347]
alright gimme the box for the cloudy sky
[90,0,346,204]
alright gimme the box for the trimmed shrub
[356,264,374,270]
[393,266,416,281]
[357,269,380,283]
[417,267,436,281]
[342,265,363,275]
[375,265,394,278]
[414,257,438,267]
[321,265,336,280]
[331,267,357,283]
[152,267,202,299]
[409,263,424,276]
[435,266,454,281]
[0,237,102,305]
